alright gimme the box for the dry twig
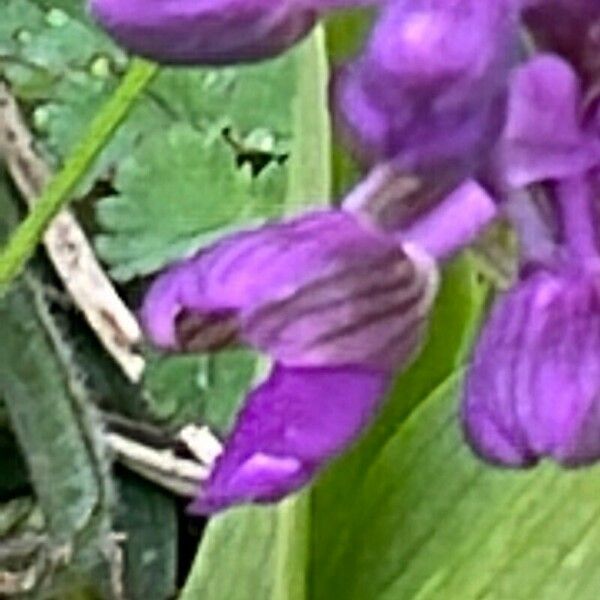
[0,82,145,382]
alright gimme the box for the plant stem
[0,58,158,288]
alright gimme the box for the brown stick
[0,82,145,382]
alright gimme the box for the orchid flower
[141,209,436,512]
[463,54,600,467]
[142,182,496,513]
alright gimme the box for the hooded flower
[333,0,518,175]
[89,0,380,66]
[463,49,600,468]
[142,209,439,512]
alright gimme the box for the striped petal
[463,267,600,467]
[141,210,438,370]
[243,241,436,369]
[190,364,390,513]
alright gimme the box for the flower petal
[190,364,390,513]
[463,268,600,467]
[401,179,498,260]
[333,0,517,174]
[498,55,600,187]
[90,0,316,65]
[141,210,439,369]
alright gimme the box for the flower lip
[190,363,390,514]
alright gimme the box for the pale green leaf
[312,372,600,600]
[95,124,287,280]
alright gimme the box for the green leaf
[0,171,98,536]
[0,169,117,596]
[115,473,177,600]
[151,52,296,140]
[285,28,331,212]
[95,124,285,280]
[141,348,257,433]
[180,493,310,600]
[313,372,600,600]
[200,349,259,434]
[0,275,120,594]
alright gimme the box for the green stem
[0,58,158,287]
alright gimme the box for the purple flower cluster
[91,0,600,512]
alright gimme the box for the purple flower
[332,0,518,175]
[89,0,379,65]
[463,264,600,467]
[463,52,600,466]
[461,11,600,465]
[142,210,439,512]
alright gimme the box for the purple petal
[333,0,517,174]
[400,180,498,260]
[463,267,600,467]
[243,240,437,370]
[89,0,316,65]
[190,364,390,513]
[498,55,600,188]
[141,210,439,370]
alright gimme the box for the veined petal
[463,268,600,467]
[243,240,437,369]
[190,364,390,513]
[89,0,316,65]
[141,210,439,370]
